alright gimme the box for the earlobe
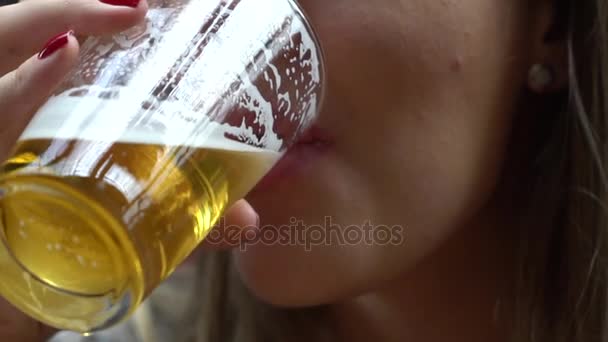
[527,63,554,93]
[526,60,568,94]
[526,0,569,93]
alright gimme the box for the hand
[0,0,148,161]
[0,0,148,340]
[0,299,57,342]
[0,2,260,339]
[201,199,260,251]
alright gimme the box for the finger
[199,199,260,251]
[0,298,56,342]
[0,31,79,161]
[0,0,147,75]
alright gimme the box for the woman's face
[235,0,541,306]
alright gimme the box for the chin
[229,224,395,309]
[230,226,386,308]
[231,238,311,306]
[234,250,324,308]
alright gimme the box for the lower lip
[249,142,328,194]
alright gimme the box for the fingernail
[38,31,73,60]
[99,0,140,7]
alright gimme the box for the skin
[0,0,566,341]
[234,0,567,341]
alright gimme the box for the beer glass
[0,0,324,333]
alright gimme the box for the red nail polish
[99,0,140,7]
[38,31,73,60]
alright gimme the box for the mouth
[295,125,330,147]
[249,125,332,194]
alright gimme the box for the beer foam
[22,0,323,159]
[21,95,280,156]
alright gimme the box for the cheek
[326,0,527,230]
[235,0,529,306]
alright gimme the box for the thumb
[0,297,57,342]
[0,31,79,161]
[199,199,260,251]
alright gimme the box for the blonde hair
[182,0,608,341]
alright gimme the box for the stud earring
[528,64,554,93]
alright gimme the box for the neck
[328,208,517,342]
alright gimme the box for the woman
[1,0,607,341]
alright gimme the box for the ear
[527,0,568,93]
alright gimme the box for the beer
[0,0,325,331]
[0,96,280,332]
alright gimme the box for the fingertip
[62,32,81,62]
[62,32,81,63]
[197,200,259,251]
[28,31,80,86]
[229,199,260,229]
[9,31,80,114]
[98,0,149,29]
[0,32,80,161]
[37,321,58,341]
[136,0,149,19]
[36,31,80,64]
[113,0,149,26]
